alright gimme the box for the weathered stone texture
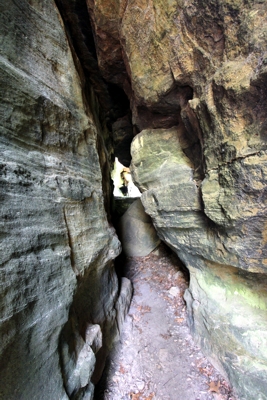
[0,1,131,399]
[131,126,267,399]
[87,0,267,398]
[118,199,161,257]
[2,0,267,398]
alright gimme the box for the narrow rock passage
[95,246,237,400]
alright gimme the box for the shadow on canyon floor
[94,245,237,400]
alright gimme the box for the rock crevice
[1,0,267,399]
[81,1,267,396]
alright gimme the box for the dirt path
[95,246,237,400]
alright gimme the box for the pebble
[168,286,180,297]
[136,380,145,390]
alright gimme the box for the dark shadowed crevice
[54,4,205,398]
[107,84,132,167]
[55,0,198,288]
[55,0,130,127]
[133,84,194,131]
[54,0,133,225]
[106,83,130,124]
[54,0,111,113]
[132,84,205,181]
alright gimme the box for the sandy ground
[95,245,237,400]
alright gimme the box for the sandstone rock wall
[86,0,267,398]
[0,1,131,399]
[1,0,267,398]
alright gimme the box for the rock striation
[131,126,267,399]
[85,0,267,398]
[1,0,267,399]
[0,1,132,399]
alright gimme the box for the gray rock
[0,1,131,399]
[118,199,161,257]
[131,126,267,400]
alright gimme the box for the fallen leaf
[137,305,151,314]
[145,393,155,400]
[130,392,141,400]
[175,318,184,323]
[119,364,126,374]
[130,391,154,400]
[209,380,221,393]
[199,366,212,376]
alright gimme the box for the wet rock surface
[95,246,237,400]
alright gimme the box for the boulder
[118,199,161,257]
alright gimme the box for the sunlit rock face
[86,0,267,398]
[0,1,131,399]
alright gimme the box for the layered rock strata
[86,0,267,398]
[0,1,131,399]
[1,0,267,399]
[131,127,267,399]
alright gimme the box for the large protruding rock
[131,125,267,399]
[0,1,132,399]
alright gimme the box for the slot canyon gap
[0,1,267,399]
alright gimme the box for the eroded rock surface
[131,127,267,399]
[84,0,267,398]
[0,1,132,399]
[2,0,267,399]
